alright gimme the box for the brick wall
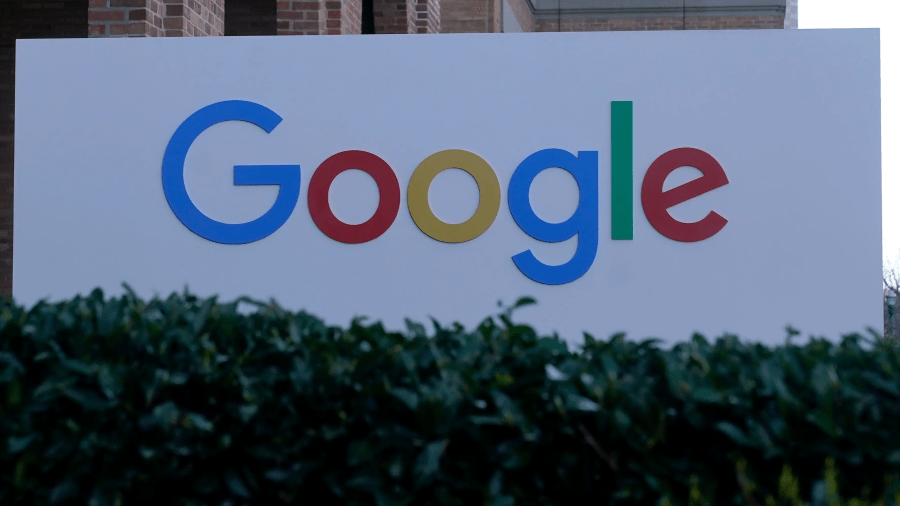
[498,0,788,33]
[373,0,406,34]
[276,1,319,35]
[440,0,491,33]
[534,15,783,32]
[89,0,165,37]
[429,0,440,33]
[320,0,337,34]
[491,0,500,32]
[164,0,225,36]
[687,15,783,30]
[407,0,439,33]
[313,0,361,35]
[224,0,276,36]
[534,15,676,32]
[89,0,223,37]
[0,0,89,297]
[275,0,365,37]
[342,0,361,34]
[407,0,418,33]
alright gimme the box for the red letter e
[641,148,728,242]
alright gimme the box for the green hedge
[1,288,899,506]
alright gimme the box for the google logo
[162,100,729,285]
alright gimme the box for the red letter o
[308,150,400,244]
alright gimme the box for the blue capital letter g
[162,100,301,244]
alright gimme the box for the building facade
[0,0,797,297]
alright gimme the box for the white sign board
[15,30,881,345]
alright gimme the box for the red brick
[89,9,126,22]
[291,2,318,10]
[163,16,183,29]
[108,0,146,7]
[88,23,107,36]
[109,21,148,34]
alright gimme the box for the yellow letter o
[407,149,501,243]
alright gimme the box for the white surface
[801,0,899,264]
[14,30,881,345]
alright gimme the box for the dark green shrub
[1,287,899,505]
